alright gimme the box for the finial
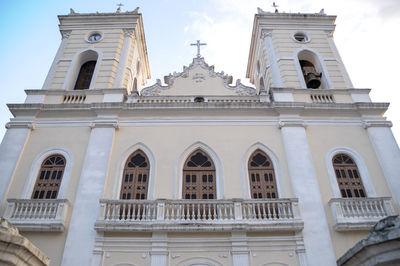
[190,40,207,58]
[272,2,279,13]
[117,3,124,13]
[69,8,76,15]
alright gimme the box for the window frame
[325,147,376,198]
[22,148,73,199]
[119,150,150,200]
[182,149,216,200]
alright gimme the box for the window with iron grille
[248,150,278,199]
[182,149,216,200]
[32,155,66,199]
[120,150,150,200]
[333,154,366,198]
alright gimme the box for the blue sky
[1,0,400,143]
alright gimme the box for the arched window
[248,150,278,199]
[183,149,216,199]
[32,155,66,199]
[74,61,96,90]
[120,150,150,200]
[297,50,328,89]
[333,154,366,198]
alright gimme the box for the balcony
[95,198,303,232]
[3,199,70,232]
[329,197,395,231]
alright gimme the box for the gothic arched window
[74,60,96,90]
[120,150,150,200]
[32,155,66,199]
[333,154,366,198]
[248,150,278,199]
[183,149,216,200]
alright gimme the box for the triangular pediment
[141,57,256,96]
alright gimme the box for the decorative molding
[278,119,305,129]
[123,28,135,38]
[260,30,272,39]
[5,121,35,129]
[90,120,119,129]
[363,120,393,129]
[61,30,72,39]
[141,57,256,96]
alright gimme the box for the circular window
[87,32,103,43]
[293,32,309,43]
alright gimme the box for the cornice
[5,121,35,130]
[362,120,393,129]
[278,119,305,128]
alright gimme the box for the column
[279,120,336,266]
[0,122,32,206]
[231,231,249,266]
[113,28,134,88]
[150,232,168,266]
[61,121,117,266]
[261,30,283,88]
[41,30,71,90]
[365,121,400,205]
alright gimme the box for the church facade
[0,7,399,266]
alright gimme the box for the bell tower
[247,8,356,102]
[40,8,150,96]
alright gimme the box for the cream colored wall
[48,28,124,90]
[100,232,299,266]
[105,124,292,200]
[4,127,91,266]
[271,29,348,90]
[306,125,394,258]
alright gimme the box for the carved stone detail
[260,30,272,39]
[61,30,72,39]
[123,28,134,38]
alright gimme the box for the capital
[123,28,134,38]
[61,30,72,40]
[260,30,272,40]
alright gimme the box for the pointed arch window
[248,150,278,199]
[333,154,366,198]
[32,155,66,199]
[120,150,150,200]
[74,60,96,90]
[183,149,216,200]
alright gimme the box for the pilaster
[279,119,336,266]
[61,121,116,266]
[113,28,134,88]
[41,30,71,91]
[364,120,400,205]
[261,30,284,89]
[231,231,249,266]
[150,232,168,266]
[0,122,32,206]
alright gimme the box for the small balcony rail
[329,197,395,231]
[95,198,303,232]
[3,199,70,232]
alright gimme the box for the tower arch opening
[297,50,327,89]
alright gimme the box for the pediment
[141,57,256,96]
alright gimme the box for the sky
[0,0,399,143]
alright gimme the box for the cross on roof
[272,2,279,13]
[190,40,207,58]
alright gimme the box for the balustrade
[96,198,303,232]
[4,199,70,231]
[329,197,395,231]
